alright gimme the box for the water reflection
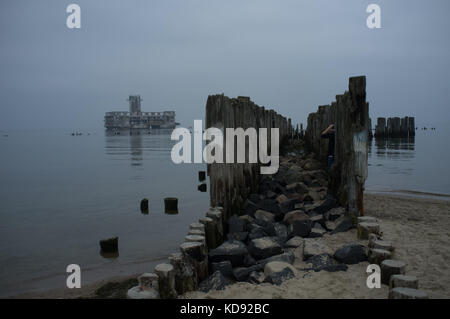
[368,136,416,183]
[369,137,415,160]
[104,129,174,167]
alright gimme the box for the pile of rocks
[197,154,369,291]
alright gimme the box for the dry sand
[10,193,450,299]
[183,193,450,299]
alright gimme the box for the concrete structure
[104,95,178,130]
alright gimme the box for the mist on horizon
[0,0,449,131]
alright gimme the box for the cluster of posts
[127,206,225,299]
[304,76,369,222]
[205,95,292,222]
[374,117,415,138]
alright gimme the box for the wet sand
[9,193,450,299]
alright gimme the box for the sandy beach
[182,193,450,299]
[10,193,449,299]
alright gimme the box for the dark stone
[248,193,262,204]
[326,207,345,221]
[247,271,265,284]
[306,253,348,272]
[243,254,257,267]
[253,219,276,236]
[243,199,259,217]
[312,196,338,215]
[331,217,355,234]
[257,198,283,217]
[198,271,229,292]
[210,261,233,278]
[232,264,264,281]
[248,237,283,260]
[228,215,245,233]
[248,227,267,240]
[258,251,295,266]
[266,190,277,199]
[279,198,301,214]
[264,267,295,285]
[273,223,288,245]
[288,219,312,238]
[209,240,248,267]
[334,243,367,264]
[227,232,248,242]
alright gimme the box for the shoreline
[7,192,450,299]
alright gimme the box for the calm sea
[0,126,449,297]
[0,129,209,297]
[366,126,450,198]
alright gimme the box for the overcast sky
[0,0,449,130]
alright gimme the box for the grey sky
[1,0,449,130]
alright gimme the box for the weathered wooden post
[164,197,178,214]
[99,237,118,254]
[199,216,217,249]
[154,263,177,299]
[168,252,197,294]
[180,241,208,283]
[140,198,149,214]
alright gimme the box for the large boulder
[228,215,245,233]
[227,231,248,242]
[303,238,333,260]
[333,243,367,264]
[284,236,304,248]
[283,210,309,225]
[232,264,264,281]
[305,253,348,272]
[254,210,275,223]
[273,223,288,244]
[258,251,295,266]
[210,261,233,278]
[331,217,355,234]
[209,240,248,267]
[263,261,296,285]
[288,219,312,238]
[198,271,230,292]
[286,182,309,195]
[243,199,259,217]
[248,237,283,260]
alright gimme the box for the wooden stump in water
[140,198,149,214]
[99,237,118,253]
[164,197,178,214]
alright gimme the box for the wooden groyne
[374,116,415,138]
[305,76,369,221]
[205,95,292,223]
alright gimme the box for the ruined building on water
[104,95,179,131]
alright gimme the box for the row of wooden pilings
[304,76,369,222]
[205,94,293,227]
[374,116,415,138]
